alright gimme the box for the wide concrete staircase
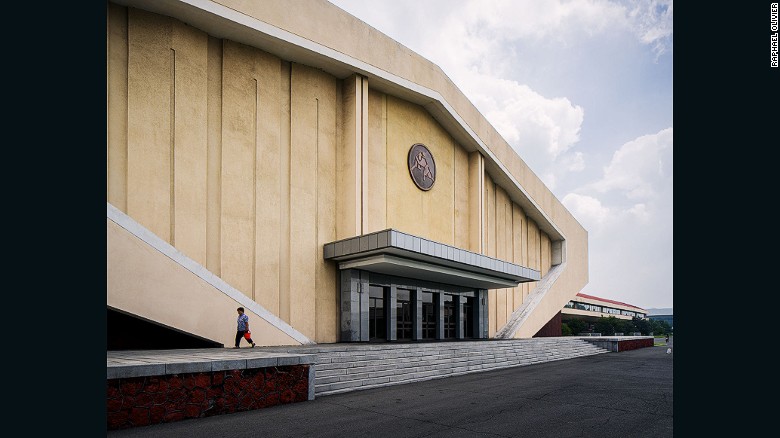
[266,338,610,397]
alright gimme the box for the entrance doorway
[443,295,455,339]
[369,286,386,341]
[339,269,488,342]
[396,289,413,340]
[422,291,435,340]
[463,296,474,338]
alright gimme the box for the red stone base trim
[107,365,309,430]
[617,338,654,351]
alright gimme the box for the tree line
[562,316,672,336]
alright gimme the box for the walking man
[234,307,256,348]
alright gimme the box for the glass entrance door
[463,296,474,338]
[422,291,435,340]
[443,294,455,339]
[396,289,412,340]
[369,286,386,341]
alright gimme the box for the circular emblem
[407,144,436,191]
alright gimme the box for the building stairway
[264,338,610,396]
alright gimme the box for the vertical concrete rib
[252,77,258,301]
[107,3,128,212]
[359,271,370,341]
[315,96,319,341]
[170,48,176,246]
[388,285,397,341]
[360,76,369,235]
[455,295,464,339]
[280,61,291,321]
[413,287,422,340]
[383,93,388,227]
[206,36,222,276]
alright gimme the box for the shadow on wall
[107,307,223,350]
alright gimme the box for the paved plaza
[108,344,673,438]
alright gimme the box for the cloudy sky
[328,0,673,310]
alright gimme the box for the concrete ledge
[246,357,280,368]
[210,359,247,372]
[165,361,214,374]
[107,364,165,380]
[579,336,654,352]
[107,349,318,379]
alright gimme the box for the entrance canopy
[324,229,540,289]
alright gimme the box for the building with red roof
[533,293,648,337]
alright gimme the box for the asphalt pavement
[108,344,673,438]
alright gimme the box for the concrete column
[455,295,464,339]
[337,75,362,239]
[359,271,370,341]
[478,289,489,339]
[552,240,563,266]
[339,269,361,342]
[468,152,484,253]
[435,292,445,340]
[413,287,423,340]
[307,366,316,400]
[388,285,397,341]
[470,295,480,339]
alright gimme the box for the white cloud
[458,73,584,162]
[562,152,586,172]
[627,0,674,60]
[561,193,612,230]
[454,0,627,43]
[628,203,651,223]
[591,127,673,201]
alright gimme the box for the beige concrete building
[562,293,648,322]
[106,0,588,349]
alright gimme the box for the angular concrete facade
[106,0,588,347]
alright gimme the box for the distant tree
[633,317,651,335]
[594,316,618,335]
[561,323,572,336]
[566,319,588,335]
[650,319,672,335]
[616,319,634,334]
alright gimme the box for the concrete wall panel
[107,3,128,211]
[512,204,523,308]
[127,9,173,242]
[171,20,208,266]
[495,186,509,330]
[468,152,483,253]
[290,64,339,341]
[206,36,223,276]
[314,70,339,343]
[541,232,551,277]
[386,95,458,245]
[220,40,257,296]
[367,89,387,233]
[485,176,496,337]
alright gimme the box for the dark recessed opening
[107,307,222,351]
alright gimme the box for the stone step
[316,350,603,382]
[307,339,610,396]
[314,345,606,370]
